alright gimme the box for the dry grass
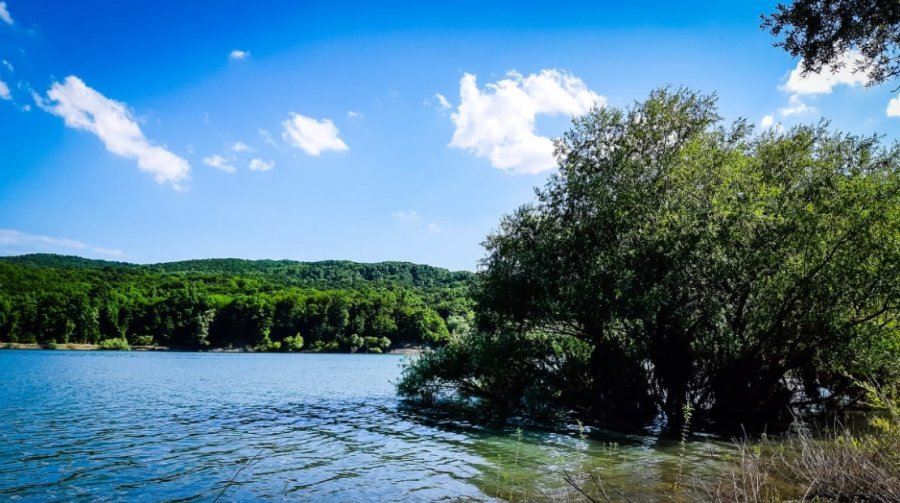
[552,422,899,503]
[688,382,900,503]
[555,384,900,502]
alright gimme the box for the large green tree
[466,88,900,429]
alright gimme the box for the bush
[132,335,155,346]
[398,330,592,418]
[309,340,339,352]
[363,336,390,353]
[98,337,130,351]
[43,339,58,350]
[282,334,304,352]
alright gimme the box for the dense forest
[0,254,475,351]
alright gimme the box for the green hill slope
[0,254,475,351]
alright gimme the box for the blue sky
[1,1,898,271]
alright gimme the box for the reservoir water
[0,350,728,501]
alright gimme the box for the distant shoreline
[1,343,170,351]
[1,342,427,355]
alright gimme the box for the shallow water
[0,350,731,502]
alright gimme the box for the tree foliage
[401,88,900,431]
[0,256,473,352]
[763,0,900,86]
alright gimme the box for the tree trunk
[588,337,655,429]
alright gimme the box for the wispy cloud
[259,128,277,146]
[0,229,123,257]
[248,158,274,171]
[203,154,236,173]
[230,141,251,153]
[0,2,13,25]
[391,210,422,222]
[392,211,441,233]
[347,110,363,118]
[0,79,9,100]
[434,93,451,110]
[281,112,349,156]
[449,69,604,174]
[229,49,250,60]
[35,76,190,188]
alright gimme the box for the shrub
[363,336,390,353]
[282,334,304,352]
[98,337,130,351]
[309,340,339,352]
[132,335,155,346]
[398,330,592,417]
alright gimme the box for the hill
[0,254,475,352]
[1,254,474,290]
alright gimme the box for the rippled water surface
[0,350,730,502]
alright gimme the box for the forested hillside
[0,254,475,351]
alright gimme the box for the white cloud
[203,154,236,173]
[759,115,784,133]
[0,79,9,100]
[230,141,251,152]
[347,110,363,118]
[229,49,250,60]
[37,76,190,187]
[281,112,349,156]
[1,59,12,72]
[888,96,900,117]
[248,158,274,171]
[259,128,277,146]
[427,222,441,233]
[449,69,604,174]
[434,93,451,110]
[391,210,422,221]
[778,94,815,117]
[782,51,869,95]
[771,51,868,123]
[0,229,123,257]
[0,2,13,25]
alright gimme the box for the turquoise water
[0,350,729,502]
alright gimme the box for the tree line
[0,256,474,351]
